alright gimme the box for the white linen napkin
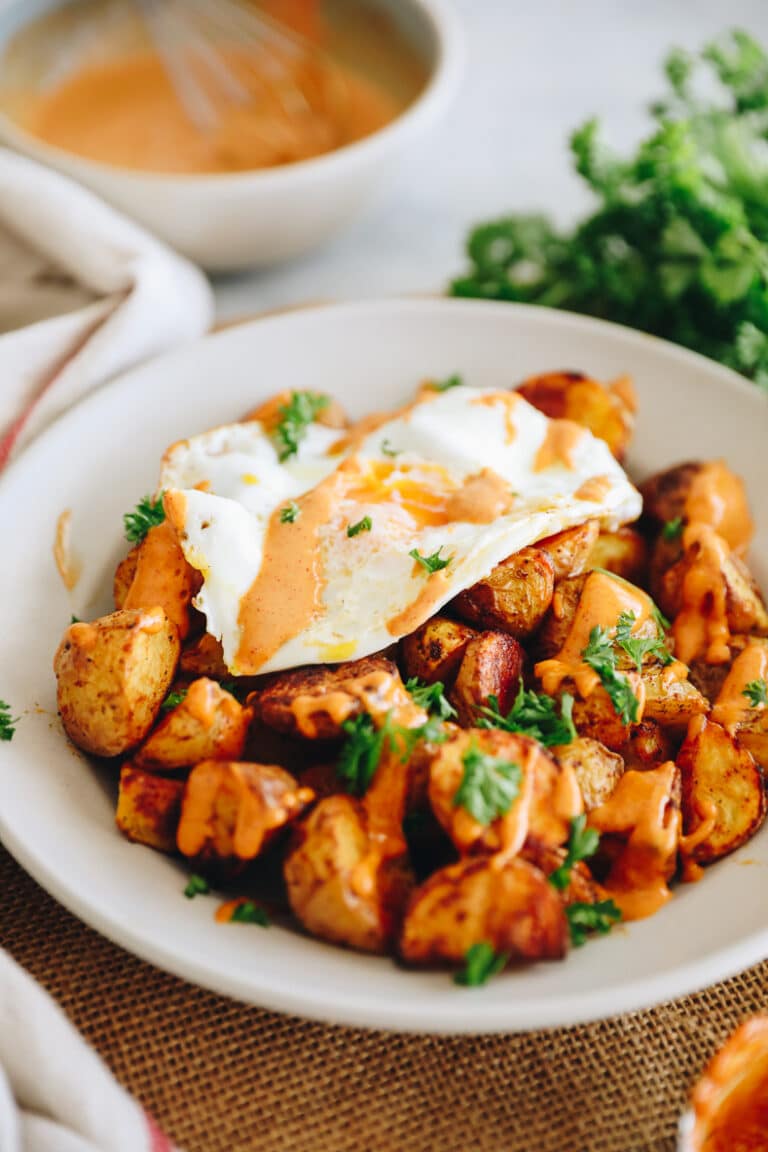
[0,949,176,1152]
[0,147,213,468]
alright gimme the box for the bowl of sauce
[0,0,460,268]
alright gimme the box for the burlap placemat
[1,844,766,1152]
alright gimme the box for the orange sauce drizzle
[471,392,520,443]
[386,570,452,638]
[662,660,690,687]
[183,679,220,729]
[588,763,681,920]
[574,475,612,503]
[672,524,732,666]
[445,468,515,524]
[609,375,638,413]
[290,669,422,738]
[53,509,81,591]
[679,798,717,884]
[685,460,754,556]
[712,642,768,733]
[533,419,585,472]
[691,1016,768,1152]
[124,517,195,640]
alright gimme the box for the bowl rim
[0,0,463,187]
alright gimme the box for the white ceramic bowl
[0,0,462,270]
[0,299,766,1034]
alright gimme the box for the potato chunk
[448,631,525,727]
[400,856,567,965]
[587,528,648,585]
[116,764,184,853]
[135,678,251,772]
[453,546,554,639]
[537,520,599,582]
[621,720,673,772]
[399,615,478,686]
[256,655,410,740]
[123,520,200,641]
[570,686,632,752]
[554,737,624,812]
[655,538,768,640]
[177,760,313,866]
[515,371,634,459]
[640,460,754,554]
[677,716,766,863]
[54,607,180,758]
[179,632,229,679]
[641,664,709,732]
[113,546,139,610]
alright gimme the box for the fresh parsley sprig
[337,712,447,795]
[549,815,600,891]
[582,626,640,725]
[429,373,464,393]
[566,899,622,947]
[453,743,522,825]
[184,874,210,899]
[273,391,329,461]
[454,941,508,986]
[280,502,300,524]
[0,700,18,742]
[409,546,452,574]
[230,901,270,926]
[124,493,165,544]
[161,689,188,713]
[614,610,672,672]
[477,683,576,746]
[743,678,768,707]
[347,516,372,537]
[662,517,684,541]
[405,677,457,721]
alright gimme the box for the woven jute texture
[1,846,767,1152]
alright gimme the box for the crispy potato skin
[255,655,405,740]
[736,710,768,771]
[134,678,251,771]
[588,528,648,585]
[537,521,599,583]
[554,737,624,812]
[641,665,709,731]
[677,717,767,863]
[399,615,478,686]
[54,607,180,758]
[621,720,673,772]
[523,843,603,907]
[179,633,229,679]
[535,574,588,661]
[400,855,567,965]
[515,371,634,459]
[448,631,525,727]
[686,635,754,705]
[116,764,184,853]
[284,795,413,953]
[177,760,313,865]
[453,547,555,639]
[640,462,703,526]
[113,546,139,610]
[570,686,631,752]
[655,543,768,637]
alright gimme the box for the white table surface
[213,0,768,322]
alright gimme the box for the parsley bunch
[406,677,457,720]
[744,678,768,707]
[477,682,576,746]
[273,391,329,461]
[453,743,522,825]
[582,626,640,725]
[452,30,768,392]
[337,712,446,795]
[124,493,165,544]
[0,699,18,742]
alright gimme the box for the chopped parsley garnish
[429,373,464,393]
[582,625,640,725]
[161,689,188,713]
[280,502,300,524]
[124,493,165,544]
[184,874,210,899]
[743,678,768,707]
[406,677,457,720]
[614,610,672,672]
[549,815,600,891]
[347,516,372,537]
[477,683,576,746]
[381,439,400,457]
[0,700,18,742]
[337,712,447,796]
[230,901,270,926]
[454,942,508,987]
[409,546,452,574]
[453,743,522,825]
[70,615,81,624]
[566,899,622,947]
[662,516,684,541]
[273,391,329,461]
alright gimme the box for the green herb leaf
[662,516,684,540]
[614,610,672,672]
[409,546,452,574]
[566,899,622,947]
[406,677,457,720]
[0,700,18,742]
[184,874,210,899]
[161,689,188,713]
[476,682,576,746]
[453,941,509,987]
[280,502,300,524]
[381,439,400,457]
[549,815,600,891]
[582,626,640,725]
[428,373,464,393]
[229,901,270,926]
[124,493,165,544]
[273,391,330,461]
[743,678,768,707]
[70,614,81,624]
[347,516,372,537]
[337,712,447,795]
[453,743,522,825]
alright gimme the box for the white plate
[1,299,766,1034]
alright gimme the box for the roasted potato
[588,527,648,585]
[570,686,632,752]
[177,760,314,866]
[640,460,753,554]
[399,615,478,686]
[523,843,603,907]
[134,678,251,772]
[515,370,634,460]
[179,632,229,679]
[535,574,588,660]
[242,389,348,431]
[655,537,768,641]
[113,546,139,610]
[735,709,768,771]
[554,737,624,812]
[537,520,599,582]
[116,764,184,853]
[284,795,413,953]
[122,520,200,640]
[641,664,709,732]
[621,720,673,772]
[256,655,411,740]
[54,607,180,757]
[448,630,525,727]
[452,546,554,639]
[677,717,766,863]
[400,855,568,965]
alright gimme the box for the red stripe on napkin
[145,1111,175,1152]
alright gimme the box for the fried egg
[160,386,641,675]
